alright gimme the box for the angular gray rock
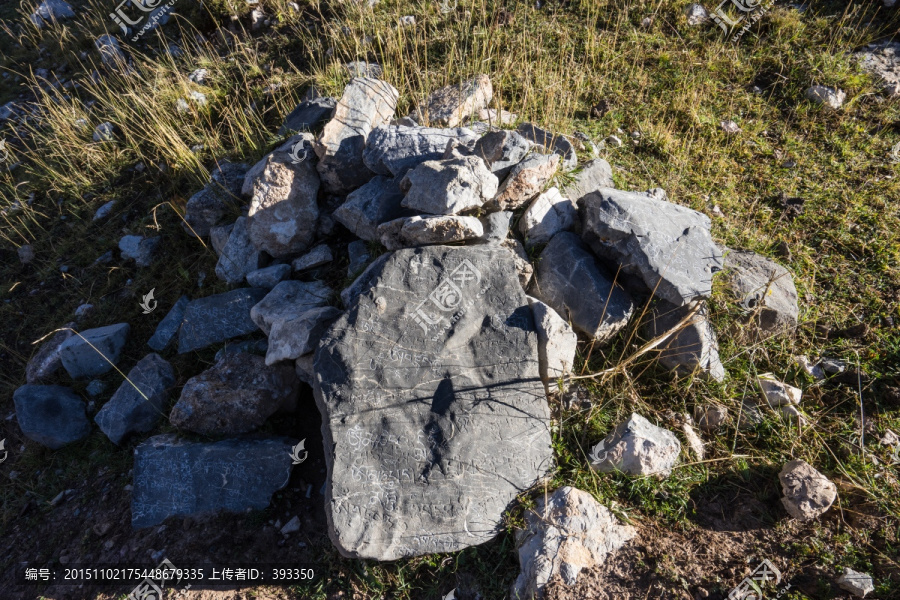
[250,280,332,336]
[246,264,291,289]
[779,459,837,520]
[292,244,333,271]
[377,215,484,249]
[517,123,577,170]
[589,413,680,477]
[147,295,189,351]
[14,384,91,449]
[209,222,233,257]
[347,240,370,277]
[92,200,116,221]
[644,300,725,382]
[183,162,248,237]
[479,210,513,244]
[512,486,636,600]
[94,354,175,445]
[400,154,498,215]
[580,187,724,306]
[490,153,559,211]
[856,40,900,97]
[503,238,534,290]
[559,158,614,202]
[518,187,576,249]
[59,323,130,379]
[266,306,342,365]
[805,85,846,109]
[30,0,75,26]
[528,297,577,385]
[473,130,532,179]
[314,78,400,194]
[363,125,478,177]
[294,354,315,386]
[169,352,298,435]
[724,249,799,335]
[533,232,633,342]
[424,75,492,127]
[279,97,336,135]
[26,323,75,383]
[836,569,875,598]
[178,288,267,353]
[333,176,405,241]
[313,245,553,560]
[758,374,802,408]
[119,235,161,267]
[684,3,709,25]
[132,434,296,529]
[215,216,264,284]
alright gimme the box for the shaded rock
[170,352,299,435]
[644,300,725,382]
[292,244,333,272]
[805,85,846,109]
[294,354,315,386]
[333,175,405,241]
[532,232,633,342]
[490,153,559,211]
[92,200,116,221]
[512,486,636,600]
[580,187,723,305]
[684,3,709,24]
[266,306,342,365]
[738,399,764,429]
[528,297,577,385]
[94,354,175,445]
[313,245,553,560]
[18,244,35,264]
[518,187,576,249]
[363,125,478,177]
[503,238,534,290]
[559,158,614,202]
[517,123,577,170]
[589,413,680,477]
[345,61,383,78]
[214,338,268,362]
[95,35,127,70]
[693,405,728,431]
[246,264,291,289]
[30,0,75,26]
[118,235,161,267]
[836,569,875,598]
[339,253,392,307]
[183,162,248,236]
[425,75,492,127]
[347,240,370,277]
[378,215,484,249]
[26,323,75,383]
[215,216,265,284]
[14,384,91,449]
[92,122,116,142]
[856,40,900,97]
[779,459,837,520]
[758,374,802,407]
[59,323,130,379]
[279,97,336,135]
[86,380,106,397]
[188,68,208,84]
[724,249,799,335]
[147,295,189,351]
[209,223,233,257]
[178,288,268,353]
[400,154,498,215]
[132,434,296,529]
[479,210,513,244]
[314,78,400,194]
[473,130,532,179]
[250,280,332,336]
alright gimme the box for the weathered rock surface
[314,78,400,194]
[266,306,342,366]
[424,75,492,127]
[644,300,725,382]
[512,486,636,599]
[589,413,680,477]
[14,384,91,449]
[170,352,299,435]
[246,264,291,289]
[533,232,633,342]
[479,210,513,244]
[580,187,724,305]
[724,249,799,335]
[528,297,577,385]
[26,323,75,383]
[250,280,332,336]
[95,35,127,69]
[94,354,175,445]
[131,434,296,529]
[292,244,334,271]
[178,288,267,353]
[400,154,498,215]
[119,235,161,267]
[59,323,130,379]
[347,240,371,278]
[490,153,559,211]
[779,459,837,520]
[333,176,406,241]
[215,216,265,284]
[30,0,75,26]
[758,374,802,407]
[517,123,577,170]
[856,40,900,97]
[279,97,336,135]
[693,405,728,431]
[503,238,534,290]
[684,3,709,25]
[209,223,233,257]
[836,569,875,598]
[559,158,615,202]
[473,130,532,179]
[183,162,248,236]
[147,295,189,351]
[378,215,484,249]
[805,85,846,109]
[363,125,478,177]
[313,245,553,560]
[518,187,576,248]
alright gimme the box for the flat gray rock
[313,245,554,560]
[59,323,130,379]
[183,162,247,237]
[836,568,875,598]
[266,306,343,365]
[250,280,332,336]
[292,244,334,271]
[94,353,175,445]
[363,125,478,177]
[178,288,268,353]
[377,215,484,249]
[560,158,614,201]
[400,154,498,215]
[131,434,297,529]
[424,75,492,127]
[490,153,559,211]
[246,264,291,289]
[643,300,725,382]
[333,176,406,242]
[473,130,532,179]
[279,97,336,135]
[589,413,680,477]
[580,187,724,306]
[14,384,91,449]
[215,216,265,284]
[516,123,577,170]
[723,249,798,335]
[779,459,836,520]
[26,323,75,383]
[518,187,576,249]
[170,352,298,435]
[147,295,189,351]
[533,232,633,342]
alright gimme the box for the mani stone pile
[15,73,802,597]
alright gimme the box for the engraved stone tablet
[313,245,554,560]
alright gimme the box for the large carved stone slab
[313,245,554,560]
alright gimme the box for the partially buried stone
[643,300,725,382]
[723,249,798,335]
[589,412,680,477]
[26,323,75,383]
[131,434,297,529]
[14,384,92,449]
[779,459,837,520]
[215,216,264,284]
[178,288,268,353]
[313,245,554,560]
[59,323,130,379]
[147,295,189,351]
[94,353,175,445]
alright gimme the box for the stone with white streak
[518,187,576,249]
[377,215,484,249]
[250,280,331,336]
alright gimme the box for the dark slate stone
[333,176,406,241]
[59,323,130,379]
[643,300,725,382]
[178,288,268,354]
[147,295,189,351]
[131,434,297,529]
[279,97,336,135]
[516,122,577,170]
[94,354,175,445]
[313,245,554,560]
[362,124,478,177]
[14,384,91,449]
